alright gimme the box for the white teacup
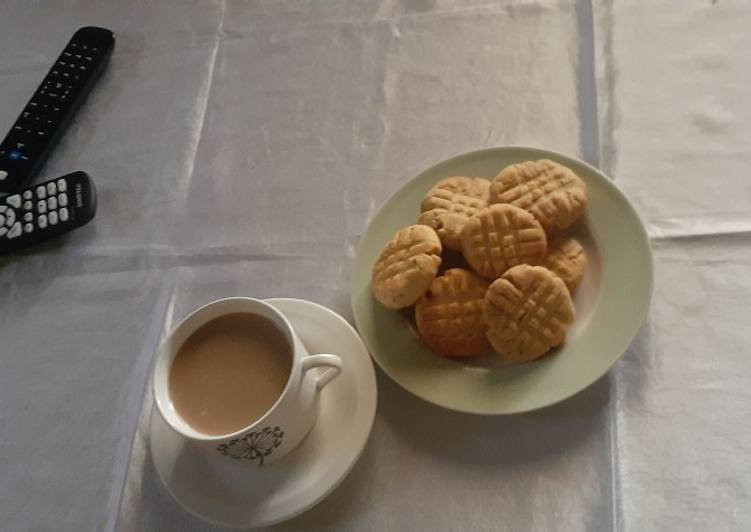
[153,297,342,466]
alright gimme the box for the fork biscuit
[372,225,442,309]
[490,159,587,235]
[418,177,491,251]
[415,268,491,357]
[460,204,547,280]
[542,238,586,293]
[484,265,575,362]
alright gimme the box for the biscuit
[459,204,547,280]
[418,177,491,251]
[490,159,587,235]
[542,238,586,293]
[372,225,442,309]
[484,265,575,362]
[415,268,491,358]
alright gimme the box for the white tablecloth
[0,1,749,530]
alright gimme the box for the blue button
[9,150,21,160]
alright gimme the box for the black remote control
[0,27,114,193]
[0,171,96,253]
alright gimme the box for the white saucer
[149,298,377,528]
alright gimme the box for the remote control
[0,171,96,253]
[0,27,114,193]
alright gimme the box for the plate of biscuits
[351,146,653,414]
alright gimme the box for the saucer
[149,298,377,528]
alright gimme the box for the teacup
[153,297,342,465]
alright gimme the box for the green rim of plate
[350,146,653,414]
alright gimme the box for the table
[1,1,749,530]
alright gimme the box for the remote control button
[7,222,22,239]
[6,209,15,226]
[38,215,47,229]
[58,193,68,207]
[0,206,6,214]
[37,201,47,213]
[23,191,32,200]
[0,227,6,238]
[23,213,32,222]
[47,182,57,195]
[59,208,69,222]
[49,212,58,225]
[23,201,32,211]
[36,186,46,199]
[47,197,58,210]
[6,195,21,208]
[24,223,33,234]
[0,215,4,226]
[57,179,67,192]
[0,170,7,181]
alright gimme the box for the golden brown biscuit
[418,177,491,251]
[542,238,586,293]
[459,204,547,280]
[372,225,442,309]
[415,268,491,358]
[484,265,575,362]
[490,159,587,235]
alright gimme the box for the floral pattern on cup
[216,426,284,465]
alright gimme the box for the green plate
[351,146,653,414]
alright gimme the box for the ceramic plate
[351,146,653,414]
[150,298,377,528]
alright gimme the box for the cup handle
[301,354,343,390]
